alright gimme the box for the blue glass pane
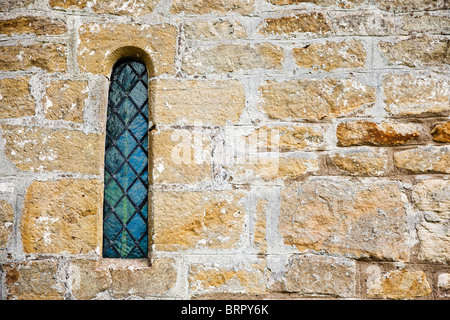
[103,59,149,259]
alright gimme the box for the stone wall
[0,0,449,300]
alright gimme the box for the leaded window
[102,59,149,259]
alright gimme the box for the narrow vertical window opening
[102,59,149,259]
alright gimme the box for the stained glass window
[103,59,149,259]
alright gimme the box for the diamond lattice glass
[103,60,149,259]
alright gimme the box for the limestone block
[279,179,410,260]
[0,77,35,119]
[292,40,366,71]
[1,125,103,174]
[336,121,422,146]
[21,179,102,254]
[182,43,284,74]
[258,79,375,121]
[43,80,88,123]
[0,43,67,72]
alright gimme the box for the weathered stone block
[284,254,356,298]
[330,148,389,176]
[412,179,450,264]
[239,125,324,152]
[171,0,256,15]
[331,10,395,36]
[279,179,410,260]
[43,80,88,123]
[69,260,112,300]
[3,260,64,300]
[0,0,34,11]
[398,13,450,35]
[379,36,449,68]
[21,179,102,255]
[258,12,332,37]
[225,153,319,183]
[367,269,432,299]
[0,77,35,119]
[394,147,449,174]
[336,121,422,146]
[383,73,449,116]
[0,16,67,36]
[182,43,284,74]
[431,122,450,143]
[189,261,267,296]
[49,0,87,9]
[292,40,366,71]
[267,0,365,7]
[0,43,67,72]
[110,258,177,298]
[374,0,448,13]
[153,190,246,251]
[0,200,14,248]
[438,273,450,298]
[78,23,177,76]
[91,0,159,16]
[184,19,247,40]
[258,79,375,121]
[152,80,245,126]
[152,129,211,184]
[412,179,450,214]
[1,125,103,174]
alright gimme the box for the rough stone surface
[438,273,450,298]
[431,122,450,143]
[259,79,375,121]
[0,77,35,119]
[0,16,67,36]
[21,179,102,255]
[182,43,284,74]
[78,23,177,76]
[413,179,450,264]
[279,179,410,260]
[258,13,332,37]
[331,10,395,36]
[383,73,449,116]
[330,149,388,176]
[1,125,103,174]
[336,121,422,146]
[379,36,450,68]
[153,190,246,251]
[292,40,366,71]
[49,0,87,9]
[393,147,449,174]
[0,200,14,248]
[152,129,211,184]
[152,80,245,126]
[109,258,177,298]
[0,43,67,72]
[374,0,448,13]
[91,0,159,16]
[226,154,319,183]
[184,19,247,40]
[171,0,256,15]
[189,261,267,296]
[0,0,449,301]
[43,80,88,123]
[284,254,356,298]
[3,260,64,300]
[367,269,432,299]
[268,0,365,7]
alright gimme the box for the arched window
[102,59,149,259]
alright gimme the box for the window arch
[102,59,149,259]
